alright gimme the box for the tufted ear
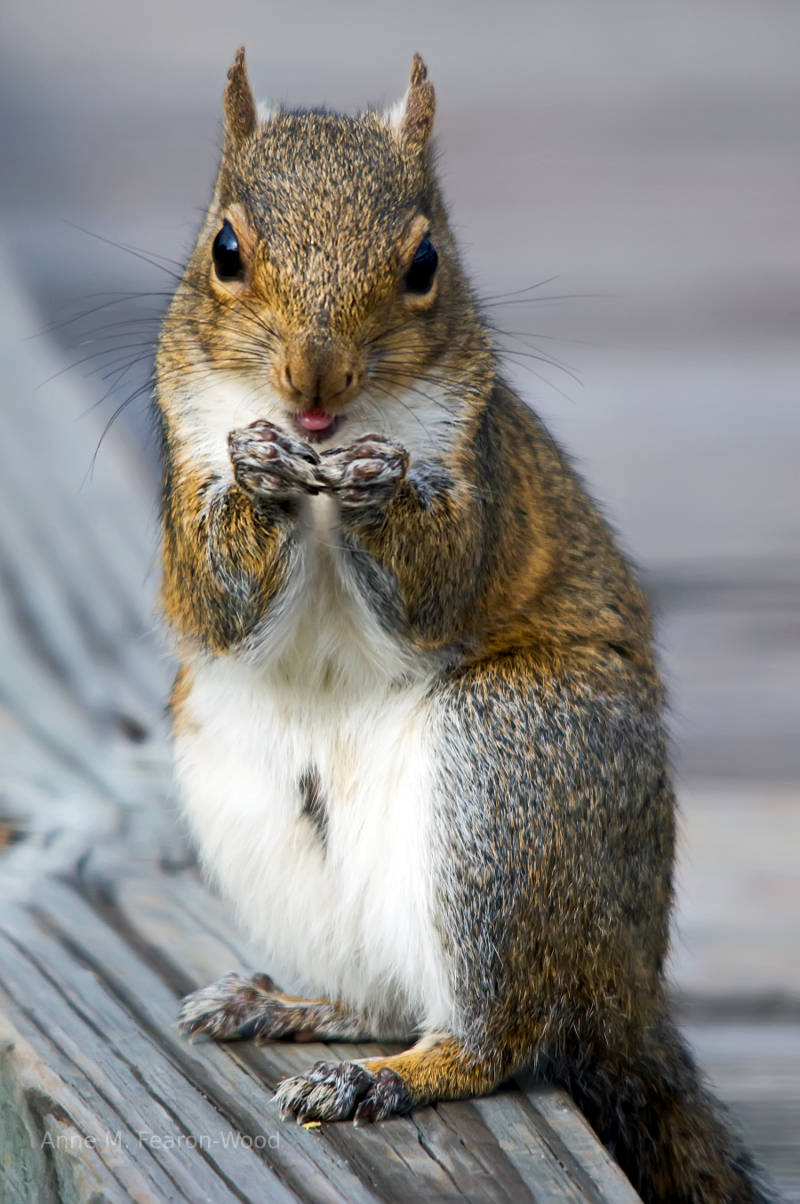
[385,53,436,150]
[224,46,257,150]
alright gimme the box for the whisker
[481,291,607,309]
[84,381,155,485]
[498,351,576,403]
[30,291,175,339]
[477,275,560,304]
[365,379,435,441]
[62,221,184,285]
[492,341,583,387]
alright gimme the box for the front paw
[274,1060,412,1124]
[229,419,321,500]
[317,435,409,509]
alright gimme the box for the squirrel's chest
[257,493,418,688]
[173,653,451,1028]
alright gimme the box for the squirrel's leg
[161,419,317,651]
[273,1032,508,1124]
[178,973,372,1043]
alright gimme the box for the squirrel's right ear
[385,53,435,151]
[223,46,257,151]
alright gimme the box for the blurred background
[1,0,798,1193]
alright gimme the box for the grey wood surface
[0,275,642,1202]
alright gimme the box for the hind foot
[177,972,370,1043]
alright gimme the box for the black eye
[212,219,243,280]
[404,236,438,294]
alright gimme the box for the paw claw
[352,1098,377,1126]
[274,1073,316,1122]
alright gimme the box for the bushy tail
[553,1011,776,1203]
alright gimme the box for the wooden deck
[0,880,640,1202]
[0,282,643,1201]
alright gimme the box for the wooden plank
[522,1084,641,1203]
[0,1012,163,1204]
[472,1090,601,1202]
[406,1098,537,1202]
[0,916,299,1204]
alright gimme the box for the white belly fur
[173,496,454,1036]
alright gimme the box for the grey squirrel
[158,48,772,1202]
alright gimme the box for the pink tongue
[297,409,335,432]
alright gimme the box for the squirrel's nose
[278,346,358,407]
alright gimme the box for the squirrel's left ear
[224,46,257,150]
[386,53,435,150]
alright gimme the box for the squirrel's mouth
[293,408,341,443]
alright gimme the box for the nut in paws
[229,419,321,498]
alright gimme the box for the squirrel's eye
[404,236,438,294]
[212,220,243,280]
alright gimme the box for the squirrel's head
[159,50,491,458]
